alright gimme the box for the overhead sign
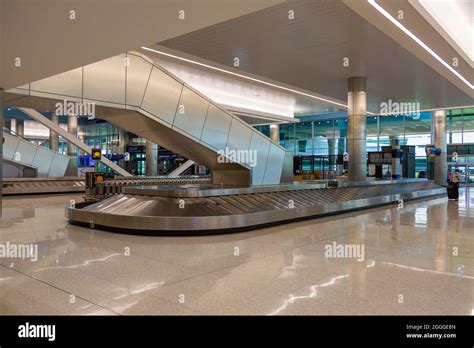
[91,148,102,160]
[368,152,392,165]
[425,146,441,158]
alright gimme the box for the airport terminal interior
[0,0,473,316]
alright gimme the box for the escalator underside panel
[66,180,446,234]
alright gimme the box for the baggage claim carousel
[66,179,445,235]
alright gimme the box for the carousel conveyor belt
[2,175,211,196]
[66,179,446,235]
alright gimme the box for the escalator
[5,51,292,186]
[167,159,195,176]
[2,128,70,177]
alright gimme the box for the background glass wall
[447,108,474,144]
[258,108,474,177]
[80,121,123,174]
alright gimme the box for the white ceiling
[156,57,299,118]
[141,45,347,122]
[411,0,474,65]
[159,0,473,114]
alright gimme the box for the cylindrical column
[67,115,78,156]
[337,124,347,173]
[146,140,157,176]
[338,128,347,154]
[118,128,126,169]
[347,77,367,182]
[433,110,447,185]
[327,138,337,172]
[49,112,59,152]
[269,124,280,143]
[390,135,402,179]
[4,118,11,131]
[66,114,78,176]
[15,119,24,137]
[1,88,4,216]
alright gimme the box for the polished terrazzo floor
[0,189,473,315]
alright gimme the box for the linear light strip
[141,47,470,116]
[368,0,474,90]
[142,46,348,108]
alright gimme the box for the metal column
[328,138,337,173]
[4,118,11,131]
[67,115,78,155]
[118,128,126,169]
[0,88,3,217]
[389,136,402,179]
[347,77,367,182]
[433,110,447,186]
[146,140,157,176]
[66,114,78,176]
[15,119,24,137]
[270,124,280,143]
[49,112,59,152]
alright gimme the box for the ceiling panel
[159,0,473,113]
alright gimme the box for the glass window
[378,114,405,150]
[462,108,474,143]
[254,125,270,138]
[314,120,334,156]
[334,118,347,154]
[295,121,313,156]
[279,123,296,154]
[447,109,463,144]
[366,116,378,152]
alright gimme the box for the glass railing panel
[141,66,183,125]
[172,85,209,140]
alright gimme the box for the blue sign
[425,146,441,158]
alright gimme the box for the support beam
[389,136,402,179]
[433,110,447,186]
[168,160,195,176]
[0,88,3,217]
[347,77,367,182]
[67,114,78,156]
[15,119,24,137]
[18,107,132,177]
[328,138,337,173]
[118,128,126,169]
[49,112,59,152]
[145,140,157,176]
[66,114,78,175]
[269,124,280,143]
[4,118,11,131]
